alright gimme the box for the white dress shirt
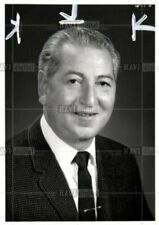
[40,114,97,213]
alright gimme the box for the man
[6,27,154,221]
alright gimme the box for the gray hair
[38,27,120,94]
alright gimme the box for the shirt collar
[40,114,96,167]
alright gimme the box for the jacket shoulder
[96,135,134,166]
[96,135,128,151]
[6,128,29,147]
[6,116,41,147]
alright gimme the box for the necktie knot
[73,151,90,170]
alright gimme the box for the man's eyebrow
[64,70,84,77]
[97,74,114,80]
[64,71,114,80]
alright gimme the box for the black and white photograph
[5,3,155,222]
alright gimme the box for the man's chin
[74,128,98,140]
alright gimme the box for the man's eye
[69,79,78,84]
[68,79,81,86]
[99,81,111,87]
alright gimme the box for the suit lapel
[28,118,78,221]
[38,155,78,221]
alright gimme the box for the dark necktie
[73,151,96,221]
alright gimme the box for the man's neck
[67,138,94,151]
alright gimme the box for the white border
[0,1,5,223]
[155,2,159,225]
[0,0,158,4]
[0,0,158,225]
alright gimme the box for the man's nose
[79,83,97,107]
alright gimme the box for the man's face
[43,43,116,145]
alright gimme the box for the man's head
[38,27,120,149]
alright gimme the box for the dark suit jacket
[6,117,154,221]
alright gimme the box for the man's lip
[74,111,98,117]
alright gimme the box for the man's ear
[39,95,47,105]
[38,70,48,105]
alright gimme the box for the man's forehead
[55,42,114,79]
[60,42,110,56]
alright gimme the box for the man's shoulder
[6,117,41,147]
[96,135,128,151]
[6,128,29,147]
[95,135,135,165]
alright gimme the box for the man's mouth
[74,112,98,117]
